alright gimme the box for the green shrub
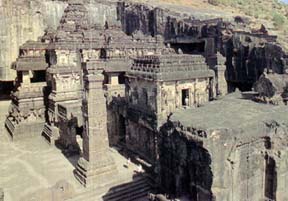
[272,12,286,28]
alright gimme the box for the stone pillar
[75,69,117,187]
[216,53,228,96]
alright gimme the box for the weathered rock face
[159,122,214,200]
[158,94,288,201]
[117,2,156,36]
[224,32,288,92]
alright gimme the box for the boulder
[253,73,288,98]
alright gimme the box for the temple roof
[20,41,48,50]
[14,57,48,71]
[128,54,214,81]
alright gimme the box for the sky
[281,0,288,3]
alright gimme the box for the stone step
[102,185,151,201]
[103,174,149,193]
[67,174,144,201]
[5,117,15,138]
[102,175,152,201]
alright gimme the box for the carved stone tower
[75,66,117,187]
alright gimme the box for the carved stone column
[75,68,117,187]
[216,52,228,96]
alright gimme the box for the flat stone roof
[171,93,288,139]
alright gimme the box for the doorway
[182,89,189,107]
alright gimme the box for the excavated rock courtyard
[0,101,147,201]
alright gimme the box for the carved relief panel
[53,73,81,92]
[56,50,78,66]
[82,49,100,61]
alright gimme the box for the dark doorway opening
[103,73,109,85]
[227,81,253,93]
[171,41,205,54]
[100,48,107,59]
[182,89,189,106]
[118,73,126,84]
[119,115,126,143]
[75,126,83,138]
[31,70,46,83]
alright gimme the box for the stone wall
[128,79,158,115]
[225,33,287,91]
[105,84,126,146]
[160,79,210,115]
[126,120,156,162]
[124,78,159,161]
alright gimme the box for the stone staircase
[101,174,152,201]
[68,174,153,201]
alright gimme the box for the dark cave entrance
[227,81,253,93]
[171,41,205,54]
[264,155,277,200]
[119,115,126,144]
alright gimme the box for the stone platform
[5,118,45,141]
